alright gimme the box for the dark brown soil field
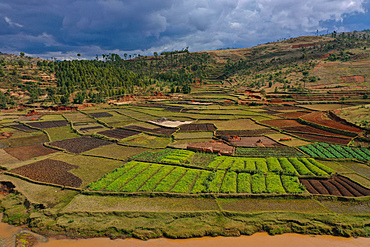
[124,125,177,135]
[227,136,284,147]
[179,123,216,132]
[290,132,351,145]
[188,141,234,155]
[18,115,42,121]
[164,106,189,112]
[79,126,104,131]
[97,128,139,139]
[50,136,112,153]
[9,124,38,132]
[300,175,370,197]
[300,112,363,133]
[27,120,68,129]
[264,106,304,111]
[11,159,82,187]
[260,119,303,128]
[259,110,280,115]
[4,144,58,160]
[282,126,350,138]
[216,129,277,136]
[89,112,113,118]
[278,111,311,119]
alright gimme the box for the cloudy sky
[0,0,369,60]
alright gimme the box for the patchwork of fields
[1,99,370,240]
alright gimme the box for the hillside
[0,31,369,109]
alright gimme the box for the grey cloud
[0,0,367,59]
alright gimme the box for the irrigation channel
[0,212,368,247]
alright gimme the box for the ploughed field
[11,159,82,187]
[300,175,370,197]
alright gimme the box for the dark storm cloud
[0,0,367,59]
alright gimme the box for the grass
[0,149,19,165]
[73,122,109,135]
[341,173,370,189]
[173,132,214,140]
[45,126,80,142]
[297,104,353,111]
[217,198,331,213]
[115,108,159,122]
[169,138,214,149]
[38,114,66,122]
[119,133,171,148]
[264,133,311,147]
[213,119,266,130]
[318,200,370,215]
[339,161,370,179]
[0,133,48,148]
[86,111,137,127]
[0,173,78,209]
[63,112,95,123]
[51,153,124,188]
[62,195,220,212]
[83,144,150,160]
[335,105,370,129]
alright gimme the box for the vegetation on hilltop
[0,31,369,108]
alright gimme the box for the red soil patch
[264,106,304,111]
[278,111,311,119]
[282,126,350,138]
[300,111,363,134]
[188,141,234,155]
[288,132,351,145]
[0,132,13,139]
[216,129,277,137]
[341,76,365,83]
[260,119,303,128]
[4,144,58,161]
[11,159,82,187]
[291,44,314,49]
[300,175,370,197]
[226,136,283,147]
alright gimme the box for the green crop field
[300,143,370,161]
[88,160,306,194]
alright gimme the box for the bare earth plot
[4,144,58,161]
[10,159,82,188]
[49,136,112,153]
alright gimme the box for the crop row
[132,149,195,165]
[206,156,332,176]
[235,147,306,157]
[89,161,306,194]
[300,143,370,161]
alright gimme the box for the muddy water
[35,233,369,247]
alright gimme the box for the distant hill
[0,31,369,109]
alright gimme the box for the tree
[60,94,70,105]
[20,52,25,57]
[73,92,85,104]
